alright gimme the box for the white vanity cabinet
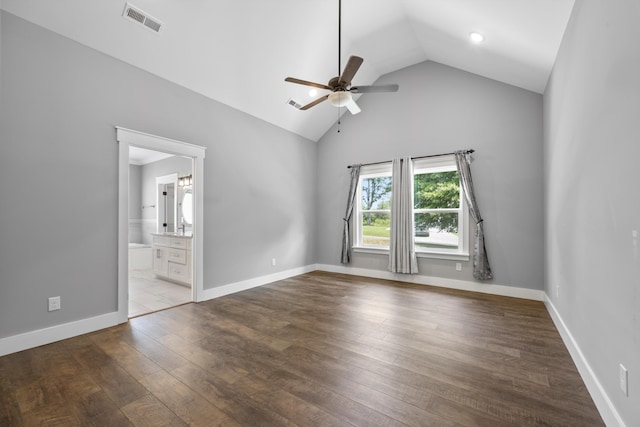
[151,234,192,286]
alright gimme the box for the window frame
[354,163,393,252]
[412,156,469,260]
[352,156,470,261]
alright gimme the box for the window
[356,163,393,249]
[412,156,468,257]
[354,156,468,259]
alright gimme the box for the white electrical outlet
[455,263,462,271]
[619,364,628,396]
[48,296,61,312]
[271,258,276,267]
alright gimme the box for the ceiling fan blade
[338,55,363,86]
[285,77,332,91]
[350,84,399,94]
[345,98,361,115]
[300,94,330,110]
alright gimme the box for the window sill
[417,251,470,262]
[353,246,470,262]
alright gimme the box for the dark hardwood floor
[0,271,604,426]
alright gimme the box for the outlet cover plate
[48,296,61,311]
[620,364,628,396]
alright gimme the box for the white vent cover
[122,3,164,33]
[287,99,302,109]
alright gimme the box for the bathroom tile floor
[128,269,191,317]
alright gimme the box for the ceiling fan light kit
[284,0,398,115]
[328,91,352,107]
[469,32,485,44]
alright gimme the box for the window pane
[414,171,460,209]
[362,212,390,247]
[361,176,392,210]
[414,212,459,250]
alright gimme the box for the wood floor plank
[66,337,150,408]
[0,388,23,426]
[266,365,415,427]
[183,333,410,427]
[231,374,350,427]
[120,394,187,426]
[155,333,249,385]
[138,370,242,426]
[108,324,190,373]
[276,343,479,427]
[68,390,134,426]
[170,362,299,427]
[88,330,163,380]
[0,271,604,426]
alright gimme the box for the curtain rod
[347,149,475,169]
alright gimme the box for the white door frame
[116,127,206,323]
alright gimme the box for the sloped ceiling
[1,0,575,141]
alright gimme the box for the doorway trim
[116,127,206,323]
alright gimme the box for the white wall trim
[116,127,206,320]
[317,264,544,301]
[544,296,626,427]
[200,264,317,301]
[0,264,545,358]
[0,265,315,356]
[2,265,620,426]
[0,312,119,357]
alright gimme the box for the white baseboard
[0,312,119,357]
[199,264,317,302]
[0,265,317,357]
[316,263,544,301]
[0,264,540,359]
[544,296,626,427]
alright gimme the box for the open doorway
[116,127,206,323]
[128,148,193,317]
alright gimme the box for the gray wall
[128,164,143,244]
[0,12,316,339]
[544,1,640,425]
[128,164,142,221]
[317,61,544,290]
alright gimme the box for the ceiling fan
[284,0,398,115]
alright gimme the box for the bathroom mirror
[181,189,193,225]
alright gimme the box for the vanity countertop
[152,232,193,238]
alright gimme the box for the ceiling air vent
[287,99,302,109]
[122,3,164,34]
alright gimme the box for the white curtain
[388,157,418,274]
[455,151,493,280]
[341,165,361,264]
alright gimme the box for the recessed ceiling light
[309,88,318,97]
[469,32,485,44]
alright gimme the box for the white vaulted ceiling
[1,0,575,141]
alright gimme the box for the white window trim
[352,156,470,262]
[353,246,470,262]
[354,163,392,252]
